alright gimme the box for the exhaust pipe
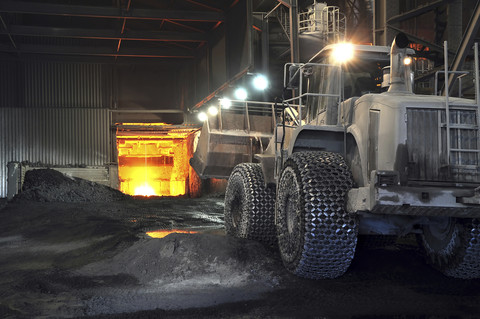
[388,33,413,93]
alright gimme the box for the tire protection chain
[277,151,357,279]
[421,218,480,279]
[225,163,277,246]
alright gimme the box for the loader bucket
[190,103,277,179]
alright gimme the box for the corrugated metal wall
[0,61,112,108]
[0,108,112,197]
[0,60,113,197]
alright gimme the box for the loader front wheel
[276,151,357,279]
[224,163,276,246]
[418,218,480,279]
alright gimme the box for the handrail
[434,70,469,97]
[298,5,345,42]
[214,99,302,134]
[444,41,451,166]
[283,62,342,125]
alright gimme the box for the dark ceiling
[0,0,242,61]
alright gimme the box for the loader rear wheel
[276,151,357,279]
[418,218,480,279]
[224,163,276,246]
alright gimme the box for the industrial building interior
[1,0,478,199]
[1,0,480,318]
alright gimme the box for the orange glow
[134,183,156,196]
[117,124,193,197]
[146,229,198,238]
[120,123,169,126]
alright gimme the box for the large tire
[276,151,357,279]
[224,163,276,246]
[418,218,480,279]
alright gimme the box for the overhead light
[208,106,218,116]
[331,43,354,64]
[403,56,412,65]
[252,74,269,90]
[197,112,208,122]
[234,87,248,100]
[219,98,232,109]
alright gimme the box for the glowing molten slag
[146,229,198,238]
[134,183,156,196]
[117,127,191,197]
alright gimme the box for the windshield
[305,54,388,122]
[343,60,386,98]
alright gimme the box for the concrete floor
[1,196,480,318]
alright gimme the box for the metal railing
[207,100,300,135]
[435,41,480,166]
[434,70,469,97]
[298,5,346,43]
[277,4,290,40]
[283,62,343,125]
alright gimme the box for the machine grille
[406,108,480,183]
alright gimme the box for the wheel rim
[424,217,455,251]
[278,167,302,264]
[230,192,243,229]
[286,191,299,234]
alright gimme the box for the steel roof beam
[0,1,224,22]
[0,25,208,42]
[387,24,455,56]
[0,14,17,51]
[387,0,453,24]
[0,43,194,58]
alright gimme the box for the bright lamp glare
[208,106,218,116]
[219,98,232,109]
[197,112,208,121]
[403,56,412,65]
[234,88,248,100]
[331,43,354,63]
[253,74,269,90]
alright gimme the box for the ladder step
[440,124,478,129]
[448,104,478,109]
[450,148,480,153]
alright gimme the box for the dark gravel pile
[14,169,129,202]
[81,233,281,285]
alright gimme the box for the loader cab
[305,44,390,124]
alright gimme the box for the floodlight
[197,112,208,122]
[234,87,248,100]
[208,106,218,116]
[253,74,269,90]
[331,43,354,64]
[219,98,232,109]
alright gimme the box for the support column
[447,0,462,52]
[289,0,299,63]
[373,0,399,46]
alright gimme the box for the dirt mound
[15,169,128,203]
[79,233,282,314]
[81,233,281,286]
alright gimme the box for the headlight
[234,87,248,100]
[208,106,218,116]
[331,43,354,64]
[197,112,208,122]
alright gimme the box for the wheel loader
[192,33,480,279]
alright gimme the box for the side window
[306,61,341,122]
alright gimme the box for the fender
[346,124,368,185]
[285,124,366,187]
[287,124,345,156]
